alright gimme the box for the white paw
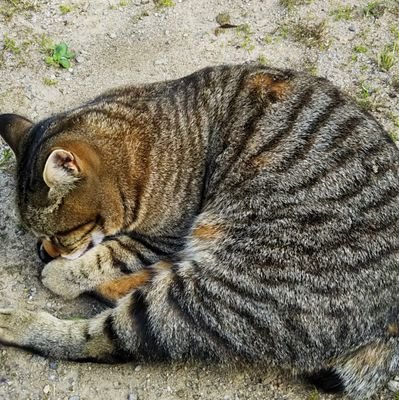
[41,257,86,299]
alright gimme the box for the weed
[43,77,58,86]
[279,24,290,39]
[377,43,397,72]
[303,58,318,75]
[235,24,255,52]
[363,1,386,18]
[59,4,73,14]
[279,0,312,12]
[36,33,54,52]
[45,42,75,69]
[353,44,368,53]
[263,34,273,44]
[0,148,13,168]
[257,55,268,65]
[306,390,320,400]
[331,5,353,21]
[388,0,399,17]
[386,111,399,128]
[216,12,231,26]
[356,82,374,110]
[3,34,20,54]
[389,131,399,142]
[0,0,37,20]
[154,0,175,8]
[284,20,328,49]
[391,25,399,40]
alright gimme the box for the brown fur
[96,270,152,302]
[192,224,223,240]
[245,73,291,102]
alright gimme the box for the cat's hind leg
[308,338,399,399]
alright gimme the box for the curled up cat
[0,64,398,399]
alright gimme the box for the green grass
[43,77,58,86]
[363,1,386,18]
[356,82,376,111]
[391,25,399,40]
[377,43,398,71]
[59,4,74,14]
[154,0,175,8]
[353,44,368,53]
[331,5,353,21]
[279,0,312,11]
[0,148,13,168]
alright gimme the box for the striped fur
[0,64,399,399]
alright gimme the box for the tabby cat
[0,64,398,399]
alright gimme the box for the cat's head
[0,113,131,262]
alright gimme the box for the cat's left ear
[0,114,33,157]
[43,149,81,188]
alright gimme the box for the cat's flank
[0,64,399,399]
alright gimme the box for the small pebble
[43,385,50,394]
[69,396,80,400]
[49,360,58,370]
[108,32,117,39]
[128,392,138,400]
[134,365,142,372]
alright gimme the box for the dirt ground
[0,0,398,399]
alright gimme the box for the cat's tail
[308,338,399,399]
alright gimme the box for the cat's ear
[43,149,81,188]
[0,114,33,157]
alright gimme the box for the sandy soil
[0,0,398,399]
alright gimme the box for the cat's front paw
[41,257,87,299]
[0,308,46,346]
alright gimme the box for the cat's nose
[36,240,59,263]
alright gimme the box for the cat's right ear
[0,114,33,157]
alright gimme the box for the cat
[0,63,398,399]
